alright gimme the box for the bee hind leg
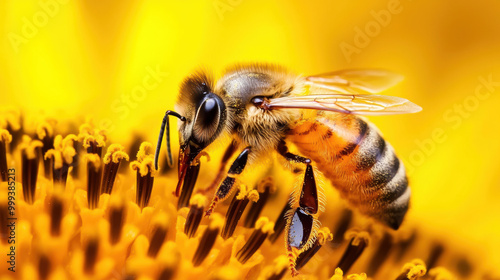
[278,141,324,276]
[277,140,311,165]
[205,146,251,217]
[285,164,322,276]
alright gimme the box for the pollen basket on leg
[287,208,314,250]
[284,161,326,276]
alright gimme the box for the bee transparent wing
[268,94,422,115]
[305,69,404,94]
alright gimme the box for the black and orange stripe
[286,112,410,229]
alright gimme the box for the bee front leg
[200,140,239,195]
[205,146,251,217]
[278,142,322,276]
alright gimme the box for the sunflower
[0,109,495,280]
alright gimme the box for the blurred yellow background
[1,0,499,270]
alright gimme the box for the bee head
[177,72,227,151]
[160,72,227,196]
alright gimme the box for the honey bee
[154,64,421,276]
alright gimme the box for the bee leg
[286,207,315,277]
[205,146,251,217]
[277,140,311,164]
[200,140,239,195]
[283,161,322,276]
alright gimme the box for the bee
[154,64,421,276]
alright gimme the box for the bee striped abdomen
[287,113,410,229]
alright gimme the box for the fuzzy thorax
[235,105,298,156]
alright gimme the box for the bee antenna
[155,110,186,171]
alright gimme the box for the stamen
[331,208,353,249]
[336,230,370,274]
[184,194,208,238]
[45,134,77,188]
[0,203,8,243]
[347,273,368,280]
[108,198,125,245]
[79,123,107,156]
[236,217,274,264]
[39,254,51,280]
[266,270,286,280]
[221,185,259,240]
[83,136,105,156]
[268,202,292,243]
[156,241,181,280]
[426,243,444,271]
[192,213,224,266]
[395,259,426,280]
[157,268,175,280]
[262,255,288,280]
[209,267,242,280]
[86,154,102,209]
[295,227,333,270]
[331,268,344,280]
[366,232,393,276]
[19,135,43,204]
[134,169,154,209]
[2,110,22,151]
[0,130,12,181]
[136,141,155,162]
[102,144,129,194]
[127,134,143,163]
[394,230,417,260]
[148,213,169,258]
[177,163,201,209]
[455,257,473,277]
[428,267,455,280]
[244,176,276,228]
[50,194,64,236]
[71,141,82,177]
[84,238,99,274]
[130,142,157,209]
[36,120,56,179]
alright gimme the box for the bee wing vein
[268,94,421,115]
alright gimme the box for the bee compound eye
[192,95,225,145]
[197,98,218,128]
